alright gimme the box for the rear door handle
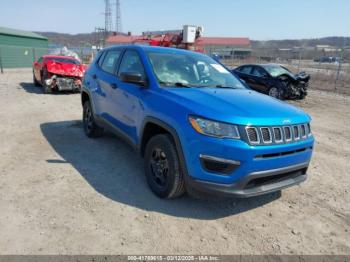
[92,74,97,79]
[110,83,118,89]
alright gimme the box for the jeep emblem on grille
[283,119,291,124]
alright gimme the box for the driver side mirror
[119,72,147,87]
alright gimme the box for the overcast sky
[0,0,349,40]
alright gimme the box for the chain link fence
[66,47,96,64]
[1,44,349,94]
[220,48,350,93]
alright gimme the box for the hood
[274,71,297,81]
[163,88,310,126]
[295,72,310,83]
[46,61,86,77]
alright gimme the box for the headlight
[189,116,240,139]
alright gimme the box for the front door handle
[92,74,97,79]
[110,83,118,89]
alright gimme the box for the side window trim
[113,49,126,75]
[96,51,106,68]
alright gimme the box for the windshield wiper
[159,81,196,88]
[159,81,233,89]
[194,85,237,89]
[202,85,237,89]
[174,82,192,88]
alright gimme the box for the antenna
[115,0,122,33]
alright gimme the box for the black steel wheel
[144,134,185,198]
[150,147,169,188]
[83,101,104,138]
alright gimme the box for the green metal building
[0,26,48,69]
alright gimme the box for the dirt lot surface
[0,70,349,255]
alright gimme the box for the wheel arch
[81,90,90,107]
[139,117,189,177]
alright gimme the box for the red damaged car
[33,55,87,93]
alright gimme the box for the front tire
[144,134,185,199]
[298,88,307,100]
[83,101,104,138]
[268,86,282,99]
[41,70,52,94]
[298,94,306,100]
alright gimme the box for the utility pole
[115,0,122,33]
[104,0,113,33]
[95,27,106,49]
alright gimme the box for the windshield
[147,51,246,89]
[50,57,81,65]
[263,65,292,77]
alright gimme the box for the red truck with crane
[132,25,205,52]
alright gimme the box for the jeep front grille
[301,125,306,138]
[260,127,272,143]
[273,127,283,143]
[246,127,259,144]
[245,123,311,145]
[284,126,292,141]
[293,126,300,140]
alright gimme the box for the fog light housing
[199,154,240,175]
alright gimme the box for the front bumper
[45,75,82,91]
[186,161,308,198]
[56,77,82,91]
[180,126,314,197]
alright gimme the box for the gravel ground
[0,70,349,255]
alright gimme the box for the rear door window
[100,50,122,74]
[239,66,253,75]
[251,66,266,77]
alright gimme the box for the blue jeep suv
[81,45,314,199]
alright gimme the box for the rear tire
[33,71,40,87]
[144,134,185,199]
[83,100,104,138]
